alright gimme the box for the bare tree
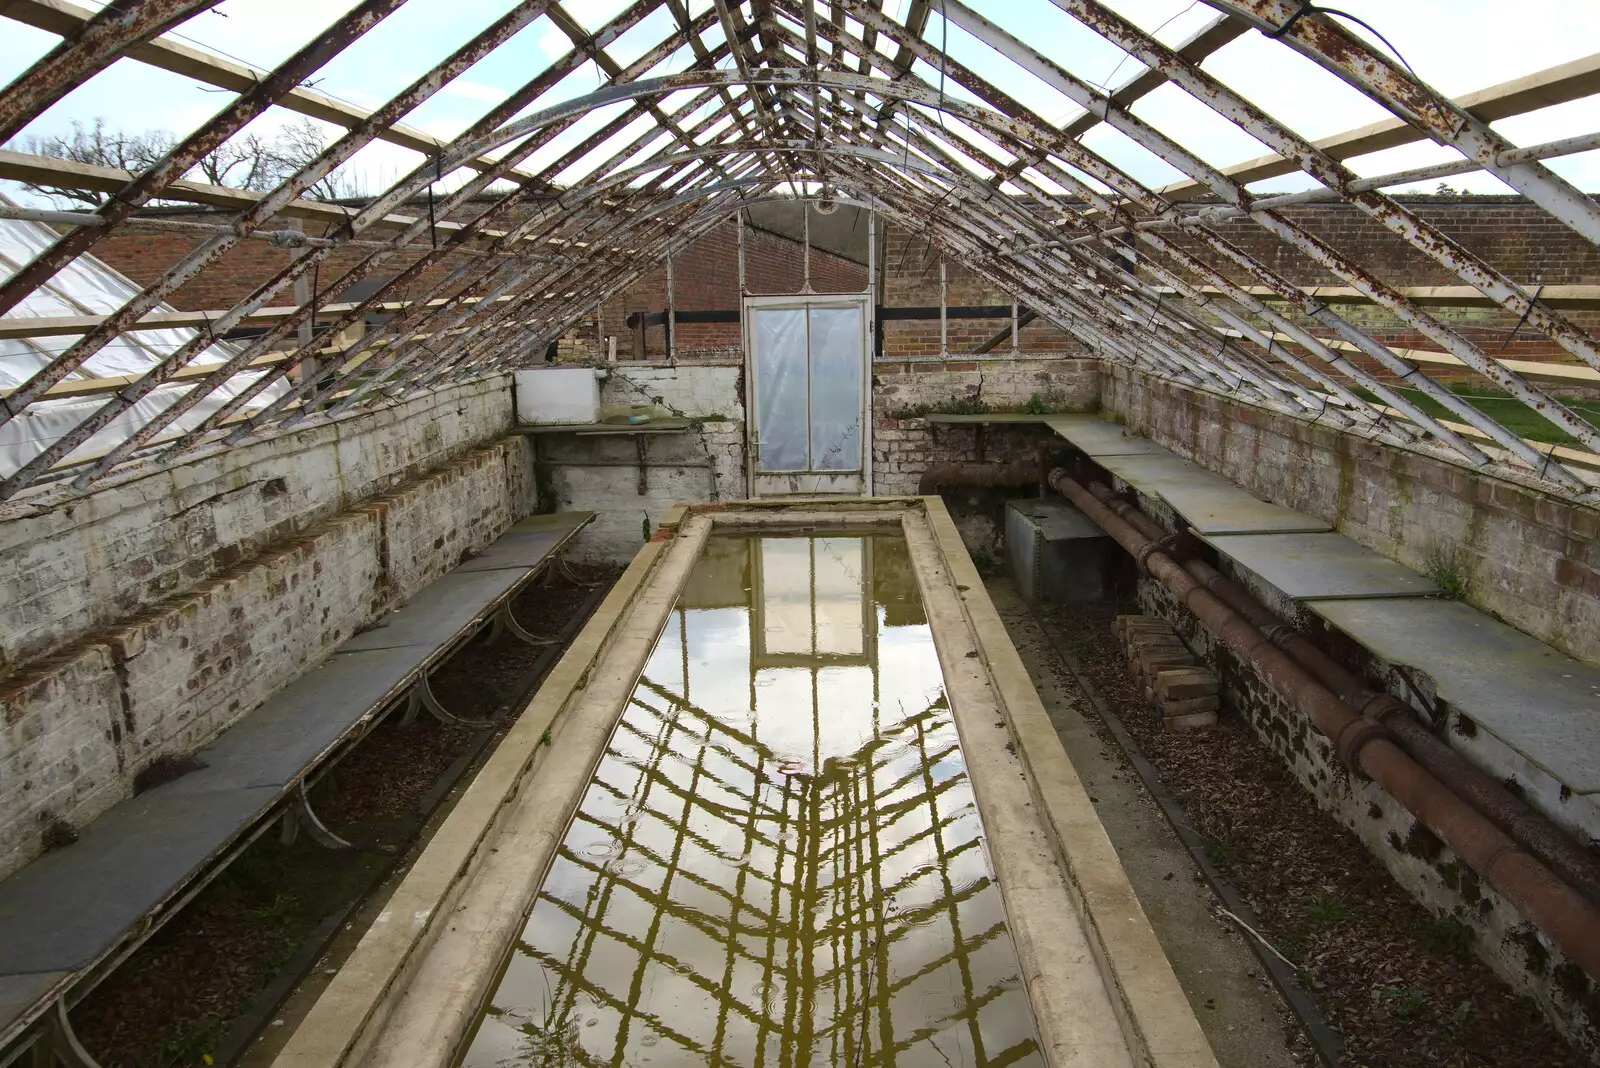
[16,119,174,208]
[266,116,366,202]
[15,115,367,208]
[191,130,277,191]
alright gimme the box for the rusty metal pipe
[917,462,1039,495]
[0,0,222,144]
[1049,466,1600,980]
[1081,478,1600,906]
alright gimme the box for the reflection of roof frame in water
[478,541,1036,1066]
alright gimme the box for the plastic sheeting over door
[750,301,864,478]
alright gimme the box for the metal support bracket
[555,554,606,588]
[488,601,557,646]
[279,780,353,850]
[29,1000,104,1068]
[406,674,492,730]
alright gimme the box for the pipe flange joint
[1134,531,1186,574]
[1359,691,1412,726]
[1335,718,1388,774]
[1261,622,1299,649]
[1132,530,1184,572]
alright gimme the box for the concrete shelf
[515,418,694,436]
[1201,531,1440,600]
[1310,596,1600,803]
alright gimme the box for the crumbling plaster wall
[544,357,1104,563]
[0,377,534,878]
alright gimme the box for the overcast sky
[1,0,1597,204]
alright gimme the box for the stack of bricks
[1113,615,1220,730]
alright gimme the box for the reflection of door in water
[745,297,868,496]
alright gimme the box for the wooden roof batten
[0,0,1591,506]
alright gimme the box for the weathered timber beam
[1187,284,1600,311]
[1159,50,1600,200]
[0,0,540,182]
[0,148,564,246]
[0,295,520,340]
[1218,328,1600,387]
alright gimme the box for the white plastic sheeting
[0,204,286,480]
[753,307,809,472]
[751,303,864,474]
[808,305,863,472]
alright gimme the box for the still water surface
[458,534,1043,1067]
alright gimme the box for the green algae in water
[459,534,1043,1067]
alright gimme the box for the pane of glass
[754,308,810,472]
[807,306,863,472]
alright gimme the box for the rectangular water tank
[515,367,602,424]
[1005,497,1116,604]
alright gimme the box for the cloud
[537,27,573,58]
[439,79,504,104]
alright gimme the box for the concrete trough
[269,498,1215,1068]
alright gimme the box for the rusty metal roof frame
[0,0,1597,506]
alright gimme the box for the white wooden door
[744,296,870,497]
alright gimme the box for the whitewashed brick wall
[0,380,532,879]
[544,359,1105,559]
[549,364,748,563]
[0,377,516,672]
[873,358,1102,495]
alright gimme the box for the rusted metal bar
[25,0,694,494]
[0,0,409,322]
[0,0,550,182]
[0,0,566,451]
[3,0,1596,509]
[821,1,1585,481]
[1085,478,1600,907]
[1206,1,1600,245]
[972,309,1035,355]
[802,13,1362,412]
[929,0,1600,466]
[1046,0,1600,403]
[224,54,755,434]
[0,0,221,143]
[283,84,753,418]
[123,9,729,475]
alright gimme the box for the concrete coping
[271,497,1215,1068]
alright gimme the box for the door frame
[742,293,873,499]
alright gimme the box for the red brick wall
[1169,195,1600,365]
[1202,196,1600,287]
[880,228,1082,358]
[95,227,479,316]
[596,217,869,358]
[89,197,1599,369]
